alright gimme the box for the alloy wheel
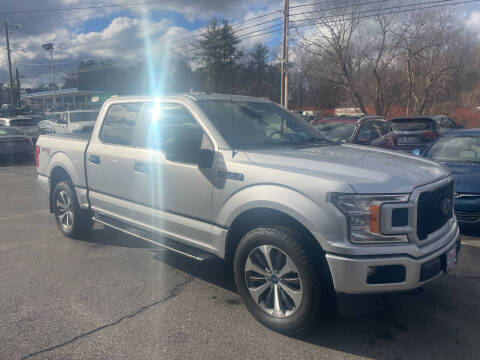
[244,245,303,318]
[56,190,73,231]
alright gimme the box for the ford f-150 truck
[36,94,461,334]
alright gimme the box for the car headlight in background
[332,194,409,243]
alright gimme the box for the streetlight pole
[4,21,16,113]
[42,43,55,109]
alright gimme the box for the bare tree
[399,11,468,114]
[296,1,368,113]
[359,15,405,116]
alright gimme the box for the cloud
[0,0,283,86]
[466,10,480,30]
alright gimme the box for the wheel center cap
[270,274,279,284]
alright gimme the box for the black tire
[233,226,329,335]
[52,181,93,239]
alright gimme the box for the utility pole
[280,0,289,108]
[4,21,16,113]
[42,43,55,109]
[15,68,21,108]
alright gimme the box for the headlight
[332,193,409,243]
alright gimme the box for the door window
[100,103,142,146]
[139,102,205,164]
[357,122,382,142]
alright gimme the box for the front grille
[417,181,454,240]
[455,211,480,222]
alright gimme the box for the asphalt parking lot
[1,158,479,360]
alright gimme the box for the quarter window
[100,103,142,146]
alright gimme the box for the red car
[311,116,397,149]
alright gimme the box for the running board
[92,214,215,261]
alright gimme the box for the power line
[291,0,480,29]
[0,0,175,15]
[290,0,478,26]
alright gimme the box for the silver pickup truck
[36,94,461,334]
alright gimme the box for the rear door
[86,101,142,220]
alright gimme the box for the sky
[1,0,480,88]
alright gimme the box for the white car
[52,110,99,135]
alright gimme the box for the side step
[92,214,215,261]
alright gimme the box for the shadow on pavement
[80,226,480,359]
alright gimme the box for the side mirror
[457,124,464,129]
[198,149,214,168]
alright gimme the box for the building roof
[21,88,104,99]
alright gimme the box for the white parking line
[0,209,49,221]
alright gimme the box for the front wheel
[53,181,92,239]
[234,226,328,334]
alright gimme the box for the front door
[131,101,217,249]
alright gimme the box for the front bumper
[326,225,461,294]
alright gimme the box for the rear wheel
[53,181,92,238]
[234,226,328,334]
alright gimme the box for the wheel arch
[225,207,324,263]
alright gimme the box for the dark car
[0,126,35,158]
[390,116,442,153]
[423,129,480,228]
[312,116,396,149]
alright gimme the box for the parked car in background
[0,126,34,158]
[0,116,40,144]
[390,116,440,154]
[423,129,480,228]
[38,119,55,135]
[312,116,396,149]
[430,115,460,133]
[52,110,99,135]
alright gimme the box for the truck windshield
[70,112,99,122]
[196,99,332,148]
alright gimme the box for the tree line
[14,5,480,120]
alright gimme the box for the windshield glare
[70,112,99,122]
[391,119,434,131]
[196,100,330,148]
[426,136,480,162]
[315,122,357,142]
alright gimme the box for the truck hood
[244,144,449,194]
